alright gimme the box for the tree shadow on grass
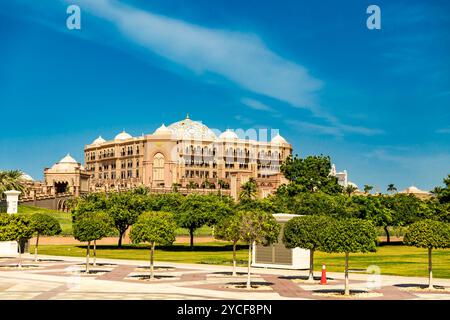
[75,244,249,252]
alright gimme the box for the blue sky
[0,0,449,191]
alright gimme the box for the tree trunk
[93,240,97,267]
[17,241,22,268]
[384,226,390,243]
[150,242,155,280]
[344,252,350,296]
[308,249,315,281]
[189,228,194,250]
[232,241,237,277]
[246,243,252,289]
[34,234,40,262]
[86,241,90,273]
[118,231,124,248]
[428,247,433,289]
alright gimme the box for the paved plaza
[0,254,450,300]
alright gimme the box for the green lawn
[17,205,214,237]
[33,242,450,279]
[18,205,73,236]
[33,242,249,266]
[314,245,450,279]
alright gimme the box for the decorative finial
[186,113,190,119]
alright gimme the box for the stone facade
[84,116,292,199]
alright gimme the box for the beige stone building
[44,154,90,196]
[83,115,292,199]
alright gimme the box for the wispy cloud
[241,98,274,112]
[436,127,450,134]
[73,0,323,112]
[286,120,384,138]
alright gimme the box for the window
[153,153,165,181]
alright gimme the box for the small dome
[20,173,34,182]
[400,186,429,194]
[154,124,172,135]
[114,130,132,141]
[91,136,106,145]
[219,129,238,140]
[271,134,287,144]
[50,153,80,172]
[167,116,217,140]
[59,153,77,164]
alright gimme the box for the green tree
[218,179,229,190]
[30,213,62,262]
[239,178,258,202]
[149,193,185,212]
[403,219,450,289]
[387,184,397,194]
[344,185,358,197]
[432,174,450,204]
[385,194,432,227]
[279,155,343,195]
[322,218,378,295]
[130,211,177,279]
[175,194,231,249]
[363,185,373,194]
[73,211,114,272]
[238,210,280,289]
[186,181,198,190]
[214,212,243,276]
[106,192,145,248]
[288,192,354,219]
[3,215,34,268]
[351,195,394,243]
[0,170,27,199]
[283,215,333,281]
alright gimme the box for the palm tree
[387,184,397,194]
[0,170,27,199]
[186,181,198,190]
[239,178,258,202]
[363,184,373,194]
[344,185,357,197]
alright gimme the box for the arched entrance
[54,181,68,194]
[153,153,165,187]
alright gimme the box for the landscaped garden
[31,243,450,279]
[2,156,450,296]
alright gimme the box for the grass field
[33,242,450,279]
[32,242,249,266]
[17,205,214,237]
[18,205,73,235]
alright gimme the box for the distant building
[83,115,292,199]
[399,185,431,199]
[330,164,359,190]
[19,115,292,201]
[44,154,90,196]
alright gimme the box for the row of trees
[0,213,61,266]
[283,215,450,293]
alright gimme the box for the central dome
[167,116,217,140]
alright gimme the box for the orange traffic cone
[320,263,327,285]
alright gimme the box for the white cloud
[241,98,274,112]
[286,120,384,138]
[72,0,323,112]
[436,127,450,134]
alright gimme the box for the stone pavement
[0,254,449,300]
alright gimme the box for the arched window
[153,153,165,182]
